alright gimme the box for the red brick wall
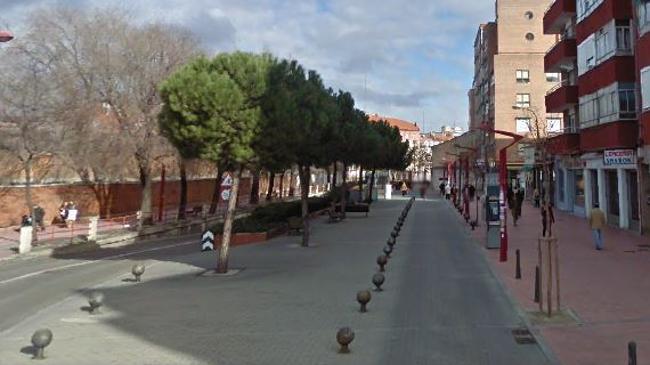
[0,178,252,228]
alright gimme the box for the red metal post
[158,164,166,222]
[499,148,508,262]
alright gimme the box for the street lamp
[477,124,523,262]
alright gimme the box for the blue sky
[1,0,495,132]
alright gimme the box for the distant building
[368,113,421,149]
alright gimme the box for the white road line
[0,240,195,286]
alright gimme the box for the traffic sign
[221,173,233,187]
[201,230,215,251]
[221,189,231,201]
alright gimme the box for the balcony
[545,38,577,73]
[544,0,577,35]
[579,120,638,152]
[546,83,578,113]
[548,131,580,155]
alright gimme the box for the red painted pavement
[465,198,650,365]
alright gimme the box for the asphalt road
[0,197,555,364]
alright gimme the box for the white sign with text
[603,149,636,166]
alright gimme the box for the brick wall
[0,177,252,228]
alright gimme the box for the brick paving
[0,197,550,365]
[463,198,650,365]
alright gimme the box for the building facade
[544,0,650,233]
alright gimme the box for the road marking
[0,240,196,286]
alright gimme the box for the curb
[443,200,562,365]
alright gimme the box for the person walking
[533,188,540,208]
[439,182,445,197]
[445,183,451,200]
[589,203,606,250]
[400,181,408,197]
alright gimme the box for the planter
[214,225,288,247]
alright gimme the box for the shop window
[591,170,599,207]
[558,169,565,203]
[629,170,639,221]
[607,171,619,216]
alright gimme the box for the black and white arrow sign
[201,230,215,251]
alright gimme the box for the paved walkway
[462,198,650,365]
[0,198,550,364]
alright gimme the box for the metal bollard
[336,327,355,354]
[629,341,637,365]
[515,249,522,279]
[534,266,540,303]
[31,329,53,359]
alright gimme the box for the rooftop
[368,113,420,132]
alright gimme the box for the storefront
[554,155,586,217]
[555,150,640,230]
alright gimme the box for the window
[575,170,585,207]
[546,117,562,133]
[578,0,604,22]
[638,1,650,33]
[525,33,535,41]
[577,34,596,76]
[516,93,530,108]
[619,89,636,119]
[546,73,561,82]
[641,67,650,110]
[516,118,530,133]
[525,11,534,20]
[616,23,632,52]
[595,28,610,62]
[516,69,530,83]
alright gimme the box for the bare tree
[21,7,200,224]
[0,41,62,237]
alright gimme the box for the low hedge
[212,195,333,234]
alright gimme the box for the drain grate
[512,328,537,345]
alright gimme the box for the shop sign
[603,149,636,166]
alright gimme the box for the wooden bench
[345,203,370,217]
[287,216,303,235]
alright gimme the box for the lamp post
[478,124,523,262]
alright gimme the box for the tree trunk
[178,159,188,220]
[327,166,331,185]
[250,170,260,205]
[368,169,376,202]
[209,166,222,214]
[266,172,276,201]
[138,162,153,226]
[332,162,338,189]
[289,168,295,197]
[299,165,310,247]
[216,168,241,273]
[340,163,348,219]
[23,158,37,242]
[278,171,285,199]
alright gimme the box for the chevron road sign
[201,230,215,251]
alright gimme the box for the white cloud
[1,0,494,132]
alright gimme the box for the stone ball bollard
[372,273,385,291]
[336,327,355,354]
[356,290,371,313]
[376,255,387,272]
[88,291,104,315]
[31,329,53,360]
[387,238,395,248]
[390,231,397,239]
[383,245,392,258]
[132,263,145,282]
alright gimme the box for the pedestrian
[439,182,445,197]
[589,203,606,250]
[33,204,45,231]
[533,188,540,208]
[58,202,68,227]
[468,184,476,201]
[400,181,408,196]
[541,202,555,237]
[21,214,32,227]
[66,202,78,227]
[445,183,451,200]
[515,187,524,218]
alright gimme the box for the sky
[1,0,495,133]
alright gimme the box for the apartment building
[461,0,558,190]
[544,0,650,232]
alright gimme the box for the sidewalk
[463,199,650,365]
